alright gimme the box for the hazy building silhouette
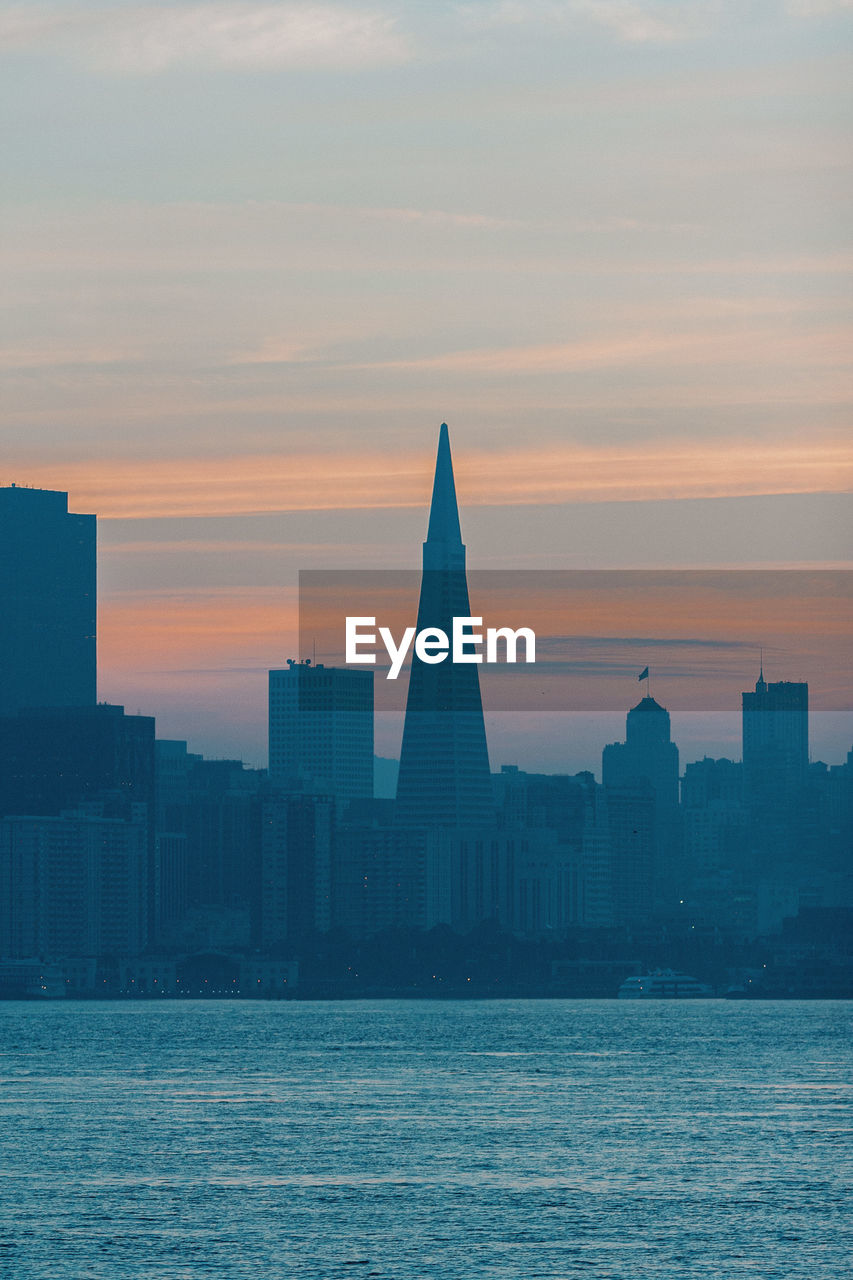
[259,792,334,949]
[603,695,681,909]
[741,671,810,878]
[0,485,96,715]
[603,784,656,923]
[395,424,494,827]
[333,824,450,937]
[184,759,262,917]
[268,661,373,804]
[0,806,148,959]
[0,704,155,821]
[0,704,157,939]
[742,670,809,803]
[681,757,747,878]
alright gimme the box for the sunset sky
[1,0,851,768]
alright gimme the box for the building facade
[268,661,373,806]
[0,485,96,715]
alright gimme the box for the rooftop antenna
[757,646,766,692]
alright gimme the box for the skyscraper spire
[395,423,494,828]
[425,423,463,556]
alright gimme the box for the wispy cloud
[362,324,853,375]
[0,3,410,72]
[0,343,141,369]
[6,437,851,519]
[787,0,853,15]
[458,0,719,43]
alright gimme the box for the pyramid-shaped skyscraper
[395,424,494,827]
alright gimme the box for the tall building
[268,661,373,806]
[741,670,810,879]
[742,670,809,801]
[395,424,494,827]
[0,485,96,715]
[603,695,681,910]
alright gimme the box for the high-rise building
[268,661,373,806]
[0,485,96,715]
[742,670,809,801]
[603,695,681,910]
[395,424,494,827]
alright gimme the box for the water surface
[0,1000,850,1278]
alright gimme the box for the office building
[603,695,681,908]
[742,670,809,802]
[268,661,373,806]
[0,485,96,715]
[0,807,148,959]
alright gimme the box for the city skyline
[1,0,850,768]
[2,8,849,1275]
[1,472,851,778]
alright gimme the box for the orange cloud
[99,588,298,672]
[7,437,852,519]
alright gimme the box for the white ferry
[618,969,713,999]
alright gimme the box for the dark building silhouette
[741,671,810,875]
[0,485,96,715]
[603,697,680,810]
[742,670,809,803]
[0,703,156,941]
[602,783,655,924]
[395,424,494,827]
[0,806,148,960]
[259,792,334,948]
[681,757,747,877]
[0,703,154,821]
[268,660,373,804]
[334,823,449,937]
[184,759,262,913]
[151,746,264,950]
[603,695,681,909]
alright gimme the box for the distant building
[450,825,580,935]
[603,695,681,910]
[333,824,451,938]
[0,703,155,820]
[0,703,157,929]
[0,485,96,715]
[603,696,680,809]
[604,784,656,923]
[742,670,809,802]
[395,424,494,828]
[268,661,373,805]
[681,758,747,877]
[258,792,334,949]
[183,758,263,913]
[0,807,148,959]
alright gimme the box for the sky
[1,0,851,770]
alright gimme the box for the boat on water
[618,969,713,999]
